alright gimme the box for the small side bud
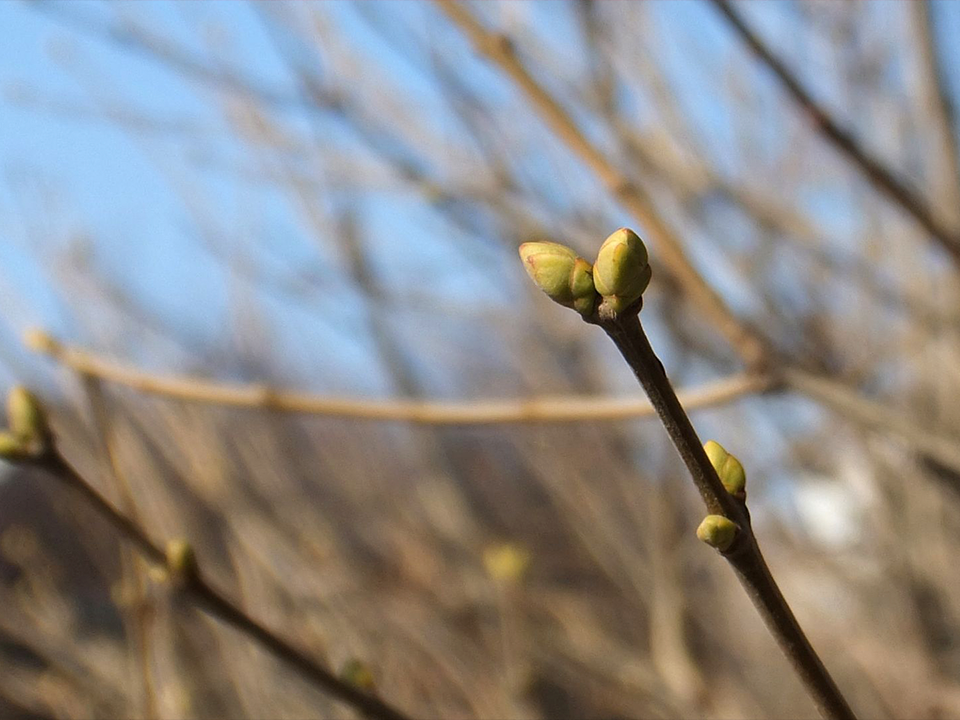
[7,385,50,446]
[147,565,170,585]
[696,515,739,552]
[519,242,598,317]
[165,539,198,585]
[339,658,376,692]
[483,542,531,583]
[703,440,746,500]
[0,432,30,463]
[23,328,59,355]
[569,258,597,317]
[593,228,651,315]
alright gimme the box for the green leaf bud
[340,658,376,691]
[483,542,532,583]
[703,440,746,499]
[519,242,598,317]
[7,387,51,455]
[165,538,198,585]
[570,258,597,316]
[593,228,651,314]
[696,514,739,552]
[0,432,30,463]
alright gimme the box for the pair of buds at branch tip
[0,387,52,462]
[519,228,652,319]
[698,440,748,552]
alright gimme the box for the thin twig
[710,0,960,264]
[28,329,960,476]
[781,368,960,476]
[909,0,960,230]
[28,450,414,720]
[599,314,856,720]
[25,330,768,424]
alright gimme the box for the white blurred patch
[792,453,877,549]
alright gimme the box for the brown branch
[27,449,413,720]
[781,367,960,476]
[28,328,960,478]
[435,0,769,369]
[598,314,856,720]
[909,0,960,230]
[24,329,768,424]
[710,0,960,264]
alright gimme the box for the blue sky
[2,0,958,405]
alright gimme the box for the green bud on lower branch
[340,658,377,692]
[519,241,598,317]
[0,431,31,463]
[165,538,199,585]
[696,514,739,552]
[593,228,651,315]
[7,387,50,449]
[703,440,746,500]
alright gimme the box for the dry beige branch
[434,1,770,370]
[27,328,960,481]
[711,0,960,264]
[433,1,960,484]
[782,368,960,476]
[23,329,767,425]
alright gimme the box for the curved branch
[25,330,768,424]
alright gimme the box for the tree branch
[28,329,960,478]
[434,1,960,483]
[710,0,960,264]
[24,450,413,720]
[598,314,856,720]
[25,329,768,424]
[909,0,960,230]
[435,0,770,369]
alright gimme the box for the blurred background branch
[1,2,960,718]
[27,329,770,424]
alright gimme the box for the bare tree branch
[24,330,767,424]
[435,1,770,369]
[711,0,960,264]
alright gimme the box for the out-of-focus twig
[710,0,960,264]
[435,1,960,483]
[435,0,770,369]
[80,377,158,719]
[29,3,303,110]
[32,452,412,720]
[0,397,413,720]
[26,329,960,476]
[909,0,960,230]
[781,368,960,476]
[24,329,766,424]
